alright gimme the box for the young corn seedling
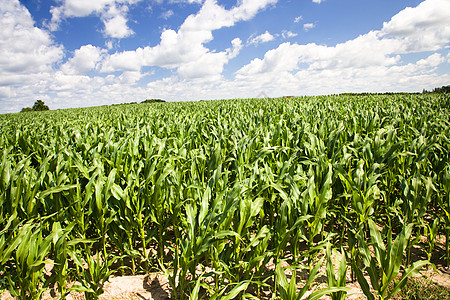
[69,247,116,300]
[354,219,429,300]
[5,221,56,300]
[275,257,349,300]
[438,165,450,267]
[423,218,440,261]
[326,244,349,300]
[50,221,93,299]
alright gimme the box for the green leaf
[307,287,350,300]
[221,281,250,300]
[190,273,203,299]
[368,219,385,264]
[353,261,375,300]
[298,257,324,298]
[39,184,77,198]
[388,260,429,298]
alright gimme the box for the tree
[423,85,450,94]
[433,85,450,93]
[20,107,33,113]
[21,100,50,113]
[32,100,49,111]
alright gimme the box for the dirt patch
[0,274,171,300]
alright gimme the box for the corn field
[0,94,449,299]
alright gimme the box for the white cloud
[61,45,107,75]
[235,0,449,95]
[101,48,145,72]
[415,53,444,68]
[71,0,449,104]
[103,13,133,38]
[303,23,315,31]
[105,40,116,50]
[237,30,402,77]
[282,30,298,39]
[180,0,277,32]
[48,0,140,38]
[161,9,174,19]
[118,71,147,84]
[177,52,228,78]
[0,0,63,75]
[228,38,243,58]
[312,0,324,3]
[0,0,63,113]
[380,0,450,52]
[248,31,275,45]
[101,0,277,77]
[294,16,303,23]
[102,5,135,38]
[237,42,301,75]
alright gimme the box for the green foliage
[354,220,430,300]
[390,277,450,300]
[423,85,450,94]
[32,100,49,111]
[0,94,448,298]
[326,245,348,300]
[20,100,49,112]
[141,98,166,103]
[20,107,33,112]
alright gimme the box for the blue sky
[0,0,449,114]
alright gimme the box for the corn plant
[354,219,429,300]
[4,221,56,299]
[68,247,116,300]
[275,257,349,300]
[326,244,349,300]
[438,165,450,267]
[423,218,440,261]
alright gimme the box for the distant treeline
[338,85,449,96]
[423,85,450,94]
[338,92,421,96]
[141,99,166,103]
[111,99,166,106]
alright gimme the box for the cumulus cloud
[282,30,298,39]
[303,23,315,31]
[61,45,107,75]
[61,0,450,103]
[102,5,135,38]
[380,0,450,52]
[0,0,63,75]
[228,38,244,58]
[237,42,302,75]
[312,0,324,3]
[101,0,277,77]
[48,0,140,38]
[236,0,449,95]
[294,16,303,23]
[248,31,275,45]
